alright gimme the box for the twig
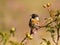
[51,34,57,45]
[56,28,59,45]
[21,29,34,44]
[21,37,27,43]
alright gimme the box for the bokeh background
[0,0,60,45]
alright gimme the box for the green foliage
[0,32,10,45]
[9,41,19,45]
[10,27,16,37]
[47,29,55,33]
[46,27,55,33]
[42,8,60,45]
[0,32,4,42]
[0,27,16,45]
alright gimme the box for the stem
[51,33,57,45]
[56,28,59,45]
[21,18,57,44]
[55,18,60,45]
[21,28,34,44]
[21,37,27,43]
[50,25,60,45]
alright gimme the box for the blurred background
[0,0,60,45]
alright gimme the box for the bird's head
[31,14,39,18]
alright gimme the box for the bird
[29,14,40,34]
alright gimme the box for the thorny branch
[21,18,57,45]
